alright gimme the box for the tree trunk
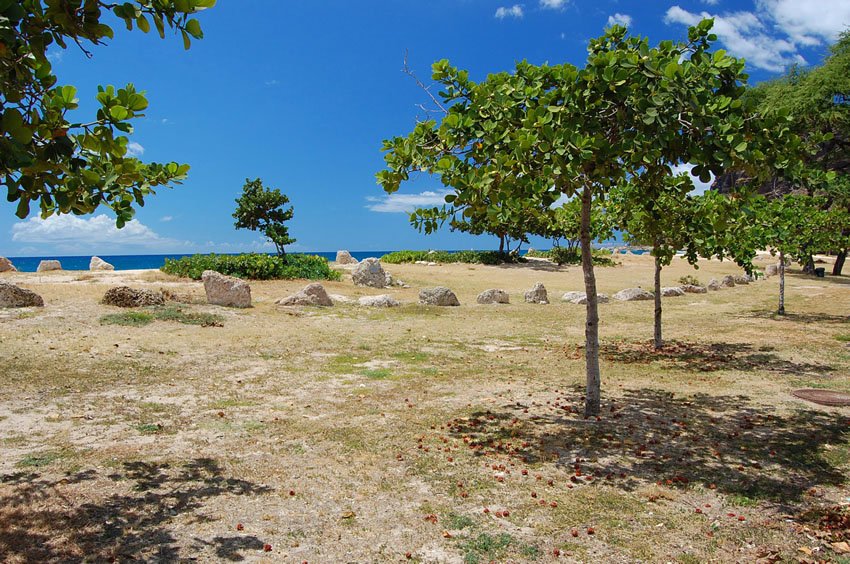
[803,253,815,275]
[499,234,505,254]
[653,250,663,350]
[833,249,847,276]
[580,187,601,417]
[778,250,786,316]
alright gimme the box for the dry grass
[0,254,849,562]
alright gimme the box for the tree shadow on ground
[742,310,850,324]
[0,457,271,562]
[493,260,568,273]
[564,340,833,375]
[447,388,849,509]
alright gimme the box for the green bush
[160,253,341,281]
[526,247,616,266]
[678,274,702,286]
[380,250,522,265]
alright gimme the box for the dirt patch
[792,389,850,406]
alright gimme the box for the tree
[750,194,848,314]
[1,1,214,227]
[379,21,776,416]
[611,175,756,349]
[233,178,296,257]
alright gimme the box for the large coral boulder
[419,287,460,306]
[102,286,164,308]
[707,278,722,291]
[765,263,780,277]
[352,258,389,288]
[613,288,654,301]
[90,256,115,271]
[202,270,251,308]
[524,282,549,304]
[276,283,334,306]
[661,287,685,297]
[37,260,62,272]
[477,289,510,304]
[335,250,358,265]
[0,281,43,308]
[681,284,708,294]
[0,257,16,273]
[720,275,736,288]
[358,294,400,307]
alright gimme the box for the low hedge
[160,253,341,281]
[526,247,617,266]
[380,250,523,265]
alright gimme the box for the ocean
[7,248,648,272]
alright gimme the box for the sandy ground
[1,254,849,563]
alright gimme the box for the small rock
[765,264,779,277]
[335,250,358,265]
[720,275,736,288]
[89,256,114,271]
[102,286,164,308]
[732,275,750,285]
[276,283,334,306]
[419,287,460,306]
[0,257,16,273]
[661,287,685,297]
[37,260,62,272]
[524,282,549,304]
[571,293,609,305]
[358,294,400,307]
[707,278,722,291]
[0,281,44,308]
[352,258,389,288]
[329,293,354,304]
[681,284,708,294]
[202,270,251,308]
[477,289,510,304]
[561,291,585,303]
[613,288,654,301]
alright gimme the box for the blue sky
[2,0,848,257]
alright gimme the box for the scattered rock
[329,293,354,304]
[358,294,400,307]
[419,287,460,306]
[352,258,389,288]
[276,283,334,306]
[661,286,685,297]
[571,293,609,305]
[89,256,114,271]
[0,257,16,273]
[477,289,510,304]
[524,282,549,304]
[613,288,654,301]
[765,263,780,277]
[37,260,62,272]
[0,281,43,308]
[681,284,708,294]
[102,286,164,308]
[335,250,358,265]
[202,270,251,308]
[561,291,585,303]
[733,274,750,285]
[720,275,736,288]
[707,278,722,291]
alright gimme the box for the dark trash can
[814,267,826,278]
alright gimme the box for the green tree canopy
[1,0,214,226]
[233,178,296,257]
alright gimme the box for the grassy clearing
[100,305,224,327]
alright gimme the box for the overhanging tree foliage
[233,178,296,257]
[1,0,214,226]
[379,21,781,416]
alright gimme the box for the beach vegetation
[100,305,224,327]
[160,252,341,281]
[0,1,214,226]
[381,250,522,265]
[233,178,296,257]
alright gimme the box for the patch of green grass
[360,368,392,379]
[821,442,850,467]
[677,554,703,564]
[726,493,759,507]
[520,544,540,559]
[208,398,255,409]
[17,451,63,468]
[136,423,163,435]
[392,351,429,363]
[445,512,475,530]
[835,334,850,342]
[459,532,514,564]
[100,306,223,328]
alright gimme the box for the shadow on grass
[565,340,834,375]
[448,388,849,507]
[0,457,271,561]
[742,310,850,324]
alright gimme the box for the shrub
[160,253,340,281]
[678,274,702,286]
[528,247,617,266]
[380,250,522,265]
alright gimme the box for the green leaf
[185,18,202,38]
[109,105,129,120]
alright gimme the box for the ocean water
[7,248,646,272]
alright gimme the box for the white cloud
[366,190,453,213]
[495,5,523,19]
[671,163,714,195]
[160,215,174,222]
[702,0,720,5]
[664,6,805,72]
[540,0,568,9]
[126,141,144,157]
[265,79,280,86]
[607,13,632,28]
[11,214,188,252]
[757,0,850,46]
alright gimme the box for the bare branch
[403,50,448,116]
